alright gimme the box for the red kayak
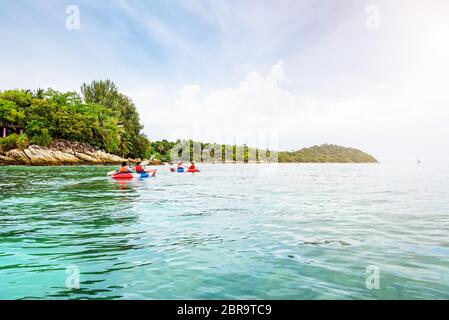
[187,168,200,173]
[112,173,134,180]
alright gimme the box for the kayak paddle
[141,155,156,167]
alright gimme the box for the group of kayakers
[169,161,197,172]
[116,160,198,176]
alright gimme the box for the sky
[1,0,449,161]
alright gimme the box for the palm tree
[33,88,45,99]
[81,80,119,108]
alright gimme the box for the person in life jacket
[119,162,131,173]
[177,161,184,168]
[135,162,144,173]
[135,161,158,176]
[188,161,196,170]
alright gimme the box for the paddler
[135,162,144,173]
[188,161,196,170]
[119,161,131,174]
[137,161,158,177]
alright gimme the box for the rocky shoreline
[0,139,161,166]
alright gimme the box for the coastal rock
[49,150,80,164]
[90,150,124,163]
[4,148,31,164]
[149,158,163,165]
[0,139,128,166]
[73,152,102,164]
[23,146,61,165]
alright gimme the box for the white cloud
[176,84,201,109]
[268,60,286,83]
[132,58,449,160]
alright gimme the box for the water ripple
[1,164,449,299]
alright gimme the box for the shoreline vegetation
[1,80,378,166]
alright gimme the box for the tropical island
[0,80,377,165]
[278,144,378,163]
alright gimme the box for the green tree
[81,80,150,158]
[0,99,25,124]
[0,90,33,109]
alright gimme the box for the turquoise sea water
[0,163,448,300]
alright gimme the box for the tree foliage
[0,80,151,158]
[0,98,25,124]
[149,139,271,163]
[81,80,147,158]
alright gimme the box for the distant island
[278,144,378,163]
[1,80,377,165]
[148,140,378,164]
